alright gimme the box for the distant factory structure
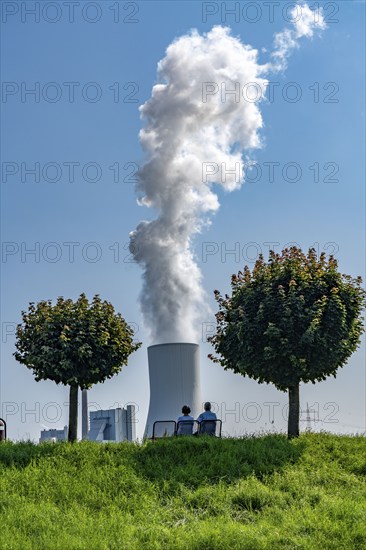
[39,405,136,443]
[88,406,136,442]
[39,426,68,443]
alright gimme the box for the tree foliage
[14,293,141,442]
[209,248,365,436]
[14,293,141,389]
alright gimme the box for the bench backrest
[199,419,222,437]
[152,420,177,439]
[176,420,199,436]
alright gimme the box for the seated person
[177,405,194,435]
[197,402,217,435]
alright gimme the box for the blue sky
[1,1,365,440]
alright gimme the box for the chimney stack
[144,343,202,438]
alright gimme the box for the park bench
[151,419,222,440]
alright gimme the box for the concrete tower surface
[144,342,202,438]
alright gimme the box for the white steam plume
[271,3,326,70]
[130,5,326,344]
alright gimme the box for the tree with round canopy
[14,293,141,441]
[208,248,365,438]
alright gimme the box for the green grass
[0,433,365,549]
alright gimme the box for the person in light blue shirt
[177,405,194,435]
[197,402,217,435]
[197,402,217,422]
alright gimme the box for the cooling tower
[144,343,202,438]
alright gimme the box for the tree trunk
[68,384,79,442]
[288,383,300,439]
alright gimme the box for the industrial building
[88,405,136,442]
[39,426,68,443]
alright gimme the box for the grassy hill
[0,433,365,549]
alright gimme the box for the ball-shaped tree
[14,294,141,441]
[209,248,365,437]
